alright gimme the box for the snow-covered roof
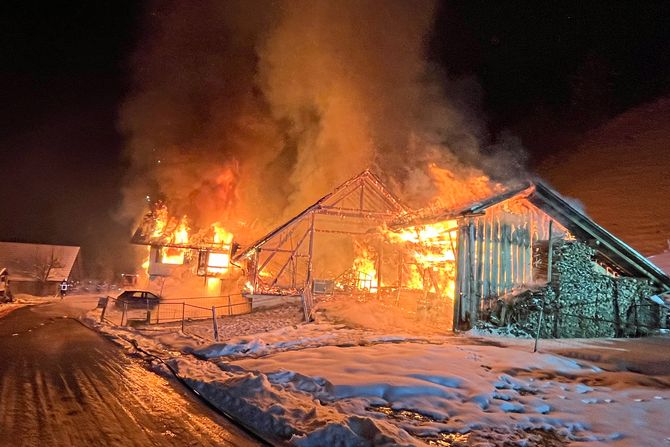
[0,242,80,282]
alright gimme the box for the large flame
[428,163,504,210]
[160,216,190,264]
[385,219,459,301]
[352,247,378,293]
[141,205,235,277]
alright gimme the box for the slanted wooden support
[269,228,311,289]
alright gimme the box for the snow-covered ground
[85,297,670,446]
[0,293,63,318]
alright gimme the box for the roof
[234,170,406,261]
[393,181,670,291]
[391,182,533,228]
[649,251,670,277]
[528,183,670,291]
[0,242,80,282]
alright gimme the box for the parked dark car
[113,290,161,309]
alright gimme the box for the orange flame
[385,219,459,300]
[352,247,378,293]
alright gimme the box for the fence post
[100,299,108,323]
[228,295,231,316]
[181,302,185,333]
[121,301,128,326]
[534,220,553,353]
[211,306,220,342]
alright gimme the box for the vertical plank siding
[456,199,566,328]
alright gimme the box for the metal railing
[100,294,252,340]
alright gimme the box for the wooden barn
[395,182,670,335]
[232,171,670,336]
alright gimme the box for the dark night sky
[1,1,669,277]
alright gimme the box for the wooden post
[306,213,315,291]
[546,220,554,282]
[212,306,220,342]
[468,221,477,321]
[99,299,108,323]
[534,220,553,353]
[453,221,466,331]
[181,302,185,333]
[517,226,524,285]
[491,221,500,297]
[499,223,509,295]
[376,240,383,298]
[252,249,259,294]
[121,301,127,326]
[475,221,484,314]
[504,224,512,293]
[482,220,491,303]
[523,223,531,285]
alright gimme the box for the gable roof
[234,170,406,261]
[0,242,80,282]
[528,182,670,290]
[393,181,670,290]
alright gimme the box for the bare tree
[32,248,64,294]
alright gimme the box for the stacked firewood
[484,240,660,338]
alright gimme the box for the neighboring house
[0,242,81,296]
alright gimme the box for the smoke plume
[119,0,525,240]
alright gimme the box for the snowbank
[86,295,670,446]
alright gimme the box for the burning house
[131,202,239,296]
[132,170,670,337]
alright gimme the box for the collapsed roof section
[233,170,406,295]
[234,170,406,261]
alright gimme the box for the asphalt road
[0,300,263,447]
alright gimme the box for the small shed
[232,171,670,337]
